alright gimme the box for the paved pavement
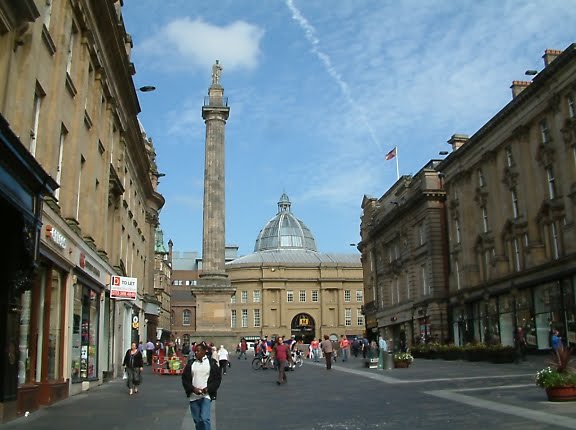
[2,352,576,430]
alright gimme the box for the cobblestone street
[2,353,576,430]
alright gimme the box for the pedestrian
[310,338,320,362]
[273,336,292,385]
[513,327,527,363]
[217,345,229,376]
[145,339,155,366]
[378,336,388,352]
[340,335,350,362]
[122,342,144,395]
[182,342,222,430]
[320,335,333,370]
[551,329,562,360]
[238,338,248,360]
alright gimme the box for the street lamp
[525,70,538,76]
[439,151,449,156]
[139,85,156,92]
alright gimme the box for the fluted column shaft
[200,87,229,278]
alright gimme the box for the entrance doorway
[290,313,315,343]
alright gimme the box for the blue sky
[122,1,576,257]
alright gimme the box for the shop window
[71,283,100,382]
[47,268,63,380]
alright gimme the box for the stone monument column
[191,60,236,343]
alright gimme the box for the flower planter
[489,349,516,364]
[442,350,461,361]
[545,386,576,402]
[394,361,410,368]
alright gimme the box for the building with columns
[440,46,576,350]
[0,0,164,421]
[359,44,576,351]
[226,194,365,345]
[170,194,365,350]
[359,162,449,348]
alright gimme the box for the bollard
[384,351,394,370]
[377,350,384,369]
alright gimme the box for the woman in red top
[272,337,292,385]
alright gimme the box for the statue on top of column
[211,60,222,85]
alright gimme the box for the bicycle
[292,350,304,368]
[251,354,276,370]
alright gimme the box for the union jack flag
[385,147,396,160]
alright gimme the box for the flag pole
[395,146,400,180]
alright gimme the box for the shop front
[0,115,57,422]
[451,275,576,350]
[68,249,114,395]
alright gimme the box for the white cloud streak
[284,0,383,153]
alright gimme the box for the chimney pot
[447,134,469,151]
[510,80,531,99]
[543,49,562,67]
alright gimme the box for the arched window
[183,309,191,326]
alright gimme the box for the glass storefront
[566,277,576,346]
[47,268,63,380]
[450,276,575,350]
[71,283,100,382]
[17,265,65,385]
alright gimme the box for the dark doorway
[290,313,315,344]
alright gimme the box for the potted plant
[393,352,414,368]
[535,346,576,402]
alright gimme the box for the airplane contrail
[285,0,383,153]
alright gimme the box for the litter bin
[384,352,394,370]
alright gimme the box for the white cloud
[138,17,264,72]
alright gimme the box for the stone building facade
[225,194,365,347]
[359,162,449,348]
[0,0,164,421]
[170,195,365,350]
[359,44,576,352]
[441,46,576,350]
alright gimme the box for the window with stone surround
[511,189,520,219]
[546,167,556,199]
[183,309,191,326]
[345,308,352,326]
[357,309,365,326]
[568,93,575,118]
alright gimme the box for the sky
[122,1,576,258]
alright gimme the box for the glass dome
[254,193,317,252]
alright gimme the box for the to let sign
[110,275,137,300]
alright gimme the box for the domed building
[226,193,365,344]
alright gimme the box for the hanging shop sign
[110,275,137,300]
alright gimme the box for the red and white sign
[110,275,137,300]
